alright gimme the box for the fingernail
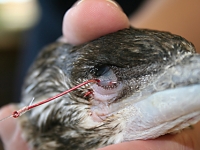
[71,0,84,7]
[107,0,123,11]
[76,0,84,6]
[73,0,121,9]
[106,0,120,8]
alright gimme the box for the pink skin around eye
[89,79,123,122]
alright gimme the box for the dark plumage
[19,27,200,150]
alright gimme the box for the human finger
[62,0,129,45]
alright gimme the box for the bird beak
[121,53,200,141]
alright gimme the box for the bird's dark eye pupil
[91,65,110,77]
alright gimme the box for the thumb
[62,0,129,45]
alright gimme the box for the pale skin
[0,0,200,149]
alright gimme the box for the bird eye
[90,65,110,77]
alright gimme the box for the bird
[17,27,200,150]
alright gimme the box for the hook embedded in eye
[90,65,120,88]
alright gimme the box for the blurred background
[0,0,40,148]
[0,0,40,107]
[0,0,76,113]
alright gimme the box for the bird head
[21,28,200,149]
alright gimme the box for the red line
[9,79,100,119]
[27,79,99,110]
[11,79,99,118]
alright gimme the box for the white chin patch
[121,84,200,141]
